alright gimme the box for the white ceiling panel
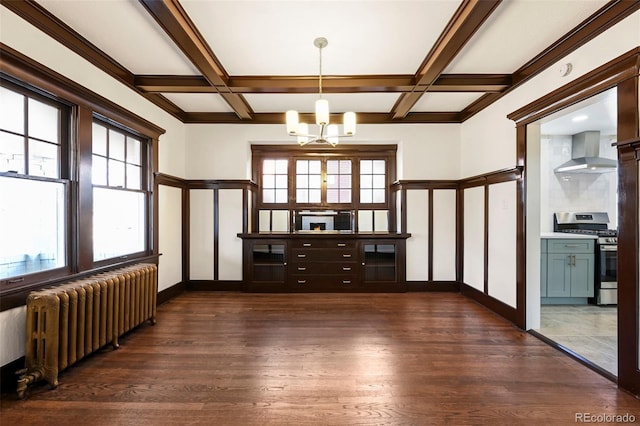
[181,0,462,76]
[444,0,610,73]
[37,0,200,75]
[244,93,400,113]
[162,93,235,113]
[411,92,485,112]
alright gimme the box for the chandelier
[285,37,356,146]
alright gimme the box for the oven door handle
[600,245,617,252]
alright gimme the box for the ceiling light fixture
[285,37,356,146]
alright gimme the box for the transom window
[360,159,386,203]
[295,159,322,203]
[326,159,352,203]
[262,159,288,203]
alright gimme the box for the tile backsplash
[540,134,618,232]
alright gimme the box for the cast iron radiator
[16,263,157,398]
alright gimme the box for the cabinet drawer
[292,248,357,261]
[547,239,594,254]
[291,240,356,249]
[290,262,358,275]
[290,274,358,288]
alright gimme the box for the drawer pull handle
[342,267,352,271]
[342,280,351,285]
[297,280,306,284]
[564,244,580,248]
[297,267,306,271]
[337,243,346,247]
[297,254,306,258]
[303,243,312,247]
[343,254,352,258]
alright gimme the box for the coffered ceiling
[4,0,638,125]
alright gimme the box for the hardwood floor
[1,292,638,425]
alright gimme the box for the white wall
[158,186,182,292]
[463,187,485,291]
[432,190,457,281]
[0,5,187,366]
[190,190,215,280]
[406,190,429,281]
[460,10,640,329]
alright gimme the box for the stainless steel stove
[553,212,617,305]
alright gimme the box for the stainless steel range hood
[554,131,617,173]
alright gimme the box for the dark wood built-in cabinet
[239,233,409,292]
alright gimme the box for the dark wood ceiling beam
[138,0,253,120]
[182,111,461,124]
[134,74,511,94]
[1,0,186,122]
[459,0,640,122]
[391,0,502,119]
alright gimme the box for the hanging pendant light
[285,37,356,146]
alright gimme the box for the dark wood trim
[483,185,489,295]
[0,43,166,138]
[460,283,518,325]
[428,189,434,281]
[186,280,244,291]
[405,281,460,292]
[155,172,187,188]
[213,189,219,281]
[391,0,502,119]
[458,167,523,189]
[187,179,257,190]
[181,111,463,124]
[75,106,94,271]
[508,47,640,125]
[462,1,640,122]
[157,281,186,306]
[134,73,511,94]
[183,188,190,286]
[456,184,464,283]
[528,330,617,384]
[392,180,459,190]
[138,0,252,120]
[0,1,186,122]
[615,78,640,393]
[515,127,527,329]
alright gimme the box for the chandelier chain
[318,42,323,98]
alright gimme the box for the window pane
[361,189,372,203]
[275,159,288,174]
[372,160,385,174]
[339,175,351,188]
[309,189,321,203]
[275,189,288,203]
[263,189,274,203]
[340,160,351,173]
[309,160,321,174]
[28,98,59,143]
[0,131,25,174]
[373,189,385,203]
[263,174,275,189]
[326,160,338,174]
[327,189,338,203]
[109,130,125,161]
[340,189,351,203]
[127,164,141,190]
[361,175,372,189]
[0,87,24,134]
[309,175,321,189]
[275,174,287,189]
[28,139,59,178]
[92,155,107,185]
[296,160,308,174]
[126,137,141,165]
[109,159,125,187]
[93,188,145,261]
[373,174,386,189]
[92,123,107,156]
[263,159,275,174]
[0,176,66,279]
[360,160,372,174]
[296,189,308,203]
[296,175,308,188]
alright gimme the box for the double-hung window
[0,83,69,280]
[92,121,148,262]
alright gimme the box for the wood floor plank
[1,292,638,425]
